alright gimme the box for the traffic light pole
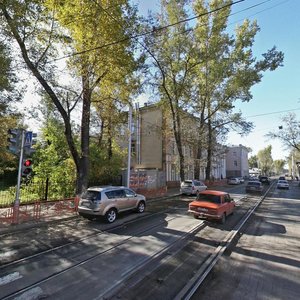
[13,129,25,224]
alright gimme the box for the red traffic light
[24,159,32,167]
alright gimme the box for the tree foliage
[257,145,273,176]
[0,41,24,178]
[273,159,286,175]
[248,155,258,169]
[143,0,283,181]
[266,113,300,152]
[0,0,140,194]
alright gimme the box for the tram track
[0,212,206,300]
[0,207,178,268]
[175,183,276,300]
[106,186,275,300]
[0,188,270,300]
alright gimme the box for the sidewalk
[0,182,228,234]
[0,188,182,234]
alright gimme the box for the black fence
[0,180,76,207]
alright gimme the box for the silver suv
[180,180,207,195]
[78,186,146,223]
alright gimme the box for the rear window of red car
[196,194,221,204]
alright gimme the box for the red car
[188,190,235,224]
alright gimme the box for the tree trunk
[194,146,201,180]
[77,73,91,195]
[205,119,213,181]
[177,136,185,182]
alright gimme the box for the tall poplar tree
[144,0,196,181]
[191,0,283,180]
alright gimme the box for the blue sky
[135,0,300,160]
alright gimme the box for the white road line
[0,272,22,286]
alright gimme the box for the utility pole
[127,106,132,188]
[7,129,37,224]
[13,129,25,224]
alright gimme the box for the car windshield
[278,180,288,184]
[196,194,221,204]
[82,190,100,200]
[182,181,192,187]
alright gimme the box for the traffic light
[7,129,22,156]
[22,159,33,177]
[23,131,37,156]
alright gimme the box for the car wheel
[136,201,146,213]
[220,213,226,224]
[105,208,117,223]
[193,214,198,219]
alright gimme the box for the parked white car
[227,177,240,185]
[277,180,289,190]
[180,180,207,195]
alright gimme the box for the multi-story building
[225,145,249,178]
[125,103,226,187]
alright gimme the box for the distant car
[237,177,245,183]
[250,177,260,181]
[227,177,240,185]
[277,180,289,190]
[278,176,286,181]
[78,186,146,223]
[188,190,235,224]
[180,180,207,195]
[259,176,270,185]
[245,181,263,194]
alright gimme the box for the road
[192,180,300,300]
[0,180,299,299]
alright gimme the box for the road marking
[0,272,22,286]
[14,287,45,300]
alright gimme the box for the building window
[131,142,136,155]
[171,164,176,181]
[234,160,237,167]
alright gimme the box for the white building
[226,145,249,178]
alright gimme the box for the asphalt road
[1,180,299,300]
[192,180,300,300]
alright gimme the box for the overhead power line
[245,108,300,118]
[53,0,245,62]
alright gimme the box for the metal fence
[0,180,75,208]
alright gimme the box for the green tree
[257,145,273,176]
[0,0,140,194]
[143,0,283,181]
[248,155,258,169]
[191,0,283,180]
[266,113,300,152]
[273,159,286,175]
[0,41,24,180]
[143,0,193,182]
[32,102,76,198]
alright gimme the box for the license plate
[198,208,208,212]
